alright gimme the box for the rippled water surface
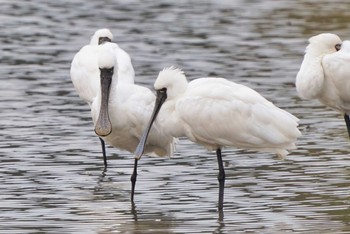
[2,0,350,233]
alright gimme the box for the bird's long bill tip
[134,143,144,160]
[95,123,112,137]
[94,109,112,137]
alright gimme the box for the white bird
[295,33,350,136]
[135,67,301,210]
[91,43,176,200]
[70,28,135,167]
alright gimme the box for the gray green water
[1,0,350,233]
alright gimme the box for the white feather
[296,33,350,115]
[155,68,301,158]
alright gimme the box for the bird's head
[154,66,187,100]
[306,33,342,56]
[90,28,113,45]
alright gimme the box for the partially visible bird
[295,33,350,136]
[91,43,176,199]
[70,28,135,167]
[135,67,301,210]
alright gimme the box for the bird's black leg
[344,114,350,138]
[131,158,138,203]
[216,148,225,211]
[99,137,107,168]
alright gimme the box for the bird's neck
[157,100,185,138]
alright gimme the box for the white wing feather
[70,45,100,105]
[177,78,300,154]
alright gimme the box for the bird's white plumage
[321,40,350,113]
[91,44,176,157]
[70,29,135,106]
[155,67,301,157]
[296,33,350,115]
[90,28,113,45]
[296,33,342,100]
[97,46,116,69]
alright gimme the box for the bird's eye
[98,37,112,45]
[156,88,167,98]
[335,43,341,51]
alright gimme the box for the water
[1,0,350,233]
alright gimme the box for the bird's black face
[335,43,341,51]
[156,88,168,104]
[98,36,112,45]
[95,67,114,137]
[134,88,168,159]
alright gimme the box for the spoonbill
[91,43,176,200]
[295,33,350,137]
[134,67,301,210]
[70,28,135,167]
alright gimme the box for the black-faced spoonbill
[70,28,135,167]
[134,67,301,210]
[295,33,350,137]
[91,43,176,201]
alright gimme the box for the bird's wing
[177,78,300,150]
[114,46,135,84]
[70,45,100,105]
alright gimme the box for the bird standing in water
[70,28,135,167]
[295,33,350,137]
[91,43,176,200]
[135,67,301,210]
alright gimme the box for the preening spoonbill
[135,67,301,210]
[91,43,176,200]
[295,33,350,136]
[70,28,135,167]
